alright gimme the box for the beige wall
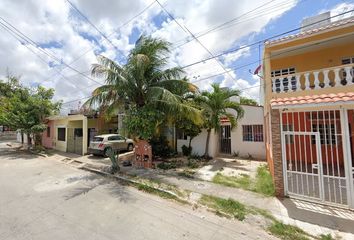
[177,106,265,159]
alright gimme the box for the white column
[313,71,320,89]
[295,75,301,91]
[304,73,310,90]
[279,78,284,93]
[345,66,353,85]
[323,70,330,88]
[340,109,354,208]
[82,117,88,155]
[334,68,340,86]
[272,79,276,93]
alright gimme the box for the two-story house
[263,13,354,209]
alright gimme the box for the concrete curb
[80,165,186,203]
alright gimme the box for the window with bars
[46,126,50,138]
[242,125,263,142]
[271,67,296,92]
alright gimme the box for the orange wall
[270,42,354,73]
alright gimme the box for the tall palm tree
[85,36,201,137]
[196,84,244,158]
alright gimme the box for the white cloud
[0,0,298,113]
[329,2,354,21]
[222,47,250,66]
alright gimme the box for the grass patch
[254,165,275,196]
[135,183,188,204]
[177,169,195,179]
[319,234,334,240]
[268,221,310,240]
[198,195,247,220]
[212,165,275,197]
[213,173,251,189]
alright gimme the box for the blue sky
[0,0,353,111]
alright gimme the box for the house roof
[271,92,354,108]
[265,17,354,46]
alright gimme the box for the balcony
[272,63,354,94]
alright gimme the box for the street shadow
[0,148,41,160]
[279,198,354,234]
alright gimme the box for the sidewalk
[49,151,354,239]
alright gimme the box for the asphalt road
[0,141,276,240]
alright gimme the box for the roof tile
[265,17,354,45]
[271,92,354,107]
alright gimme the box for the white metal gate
[281,110,350,207]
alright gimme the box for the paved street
[0,141,276,240]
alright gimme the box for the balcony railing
[272,63,354,93]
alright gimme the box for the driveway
[0,141,276,240]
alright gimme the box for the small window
[47,126,50,138]
[108,135,123,141]
[74,128,83,137]
[57,128,66,141]
[177,129,188,140]
[92,137,103,142]
[242,125,263,142]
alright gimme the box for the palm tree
[85,36,201,138]
[196,84,244,158]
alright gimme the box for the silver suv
[88,134,134,157]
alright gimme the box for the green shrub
[181,145,192,156]
[149,136,175,158]
[156,161,177,170]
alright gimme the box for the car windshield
[92,137,104,142]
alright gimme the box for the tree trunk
[34,133,42,146]
[27,134,32,150]
[188,137,193,148]
[204,129,211,158]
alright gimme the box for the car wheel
[127,143,134,151]
[104,147,113,157]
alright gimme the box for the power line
[0,16,103,86]
[191,33,354,86]
[155,0,255,98]
[179,8,354,70]
[66,0,119,51]
[47,1,156,84]
[172,0,283,49]
[59,11,354,107]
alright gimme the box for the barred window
[242,125,263,142]
[47,127,50,138]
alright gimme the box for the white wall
[176,105,266,160]
[230,105,266,160]
[177,129,218,157]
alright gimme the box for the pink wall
[42,120,54,148]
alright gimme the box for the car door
[107,135,119,152]
[116,135,127,150]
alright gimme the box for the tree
[196,84,244,158]
[240,97,258,106]
[0,76,61,147]
[86,35,201,140]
